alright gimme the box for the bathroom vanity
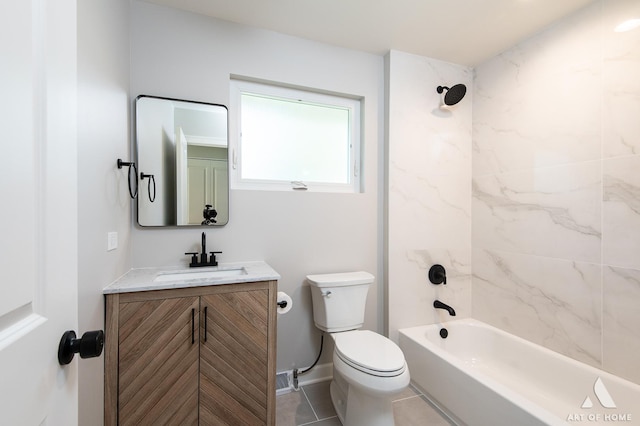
[103,262,280,426]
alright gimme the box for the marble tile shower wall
[387,50,473,341]
[472,0,640,384]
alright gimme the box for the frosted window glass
[230,78,361,192]
[240,93,351,184]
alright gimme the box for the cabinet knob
[58,330,104,365]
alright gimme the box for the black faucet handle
[209,251,222,266]
[429,264,447,285]
[185,252,199,266]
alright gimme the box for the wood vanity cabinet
[104,280,277,426]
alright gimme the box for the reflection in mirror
[136,95,229,227]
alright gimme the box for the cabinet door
[118,296,200,426]
[200,290,270,425]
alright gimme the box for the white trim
[229,78,362,193]
[185,134,227,148]
[275,363,334,395]
[297,362,334,387]
[0,310,46,352]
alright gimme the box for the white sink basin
[153,268,247,282]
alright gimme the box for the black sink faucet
[201,232,207,264]
[434,300,456,316]
[185,232,222,267]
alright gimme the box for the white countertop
[103,261,280,294]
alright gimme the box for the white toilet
[307,271,410,426]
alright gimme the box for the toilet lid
[334,330,406,377]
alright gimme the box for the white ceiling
[140,0,597,66]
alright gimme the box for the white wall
[77,0,131,424]
[386,50,473,341]
[130,2,384,372]
[473,0,640,384]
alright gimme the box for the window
[230,78,362,192]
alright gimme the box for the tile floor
[276,380,456,425]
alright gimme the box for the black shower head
[437,84,467,106]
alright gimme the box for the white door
[187,159,210,225]
[0,1,78,424]
[176,127,189,224]
[187,158,229,225]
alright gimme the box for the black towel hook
[117,159,138,199]
[140,172,156,203]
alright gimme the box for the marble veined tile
[389,125,471,179]
[602,0,640,158]
[389,165,470,248]
[472,162,601,263]
[513,0,602,73]
[603,71,640,158]
[473,248,602,366]
[387,51,472,342]
[602,0,640,59]
[388,51,472,177]
[473,62,601,176]
[407,248,472,318]
[473,2,602,176]
[603,156,640,269]
[388,247,471,341]
[603,266,640,385]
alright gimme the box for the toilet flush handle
[321,290,332,298]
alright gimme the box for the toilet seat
[333,330,406,377]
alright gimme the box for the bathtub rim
[399,318,640,426]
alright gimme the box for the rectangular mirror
[135,95,229,227]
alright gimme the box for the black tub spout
[434,300,456,316]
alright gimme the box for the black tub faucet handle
[429,264,447,285]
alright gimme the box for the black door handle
[58,330,104,365]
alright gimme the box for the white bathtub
[399,319,640,426]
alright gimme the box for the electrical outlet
[107,232,118,251]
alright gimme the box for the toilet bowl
[307,272,410,426]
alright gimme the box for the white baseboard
[296,362,333,387]
[276,362,333,395]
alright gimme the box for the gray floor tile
[276,389,317,426]
[302,417,342,426]
[302,381,337,420]
[277,379,454,426]
[393,384,420,401]
[393,395,455,426]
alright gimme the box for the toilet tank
[306,271,374,332]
